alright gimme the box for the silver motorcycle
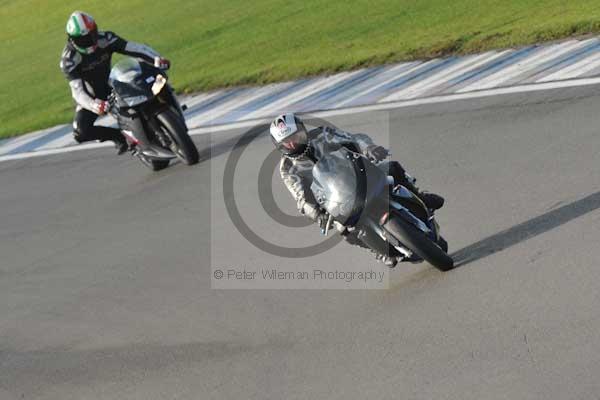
[311,147,454,271]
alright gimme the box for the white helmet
[269,113,308,156]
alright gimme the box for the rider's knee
[72,120,83,143]
[72,119,93,143]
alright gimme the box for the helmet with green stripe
[66,11,99,54]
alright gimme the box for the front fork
[160,85,187,126]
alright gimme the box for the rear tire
[150,159,170,171]
[137,154,170,171]
[385,217,454,271]
[156,109,199,165]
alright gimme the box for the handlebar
[368,148,391,164]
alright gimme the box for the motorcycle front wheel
[385,217,454,271]
[156,109,199,165]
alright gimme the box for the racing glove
[366,145,389,161]
[92,99,109,115]
[154,56,171,70]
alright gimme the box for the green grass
[2,0,600,138]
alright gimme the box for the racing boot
[114,139,128,155]
[98,132,128,155]
[90,126,129,155]
[374,252,398,267]
[419,191,444,211]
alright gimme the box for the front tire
[385,217,454,271]
[438,236,448,253]
[156,109,199,165]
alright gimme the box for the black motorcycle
[311,147,454,271]
[107,57,199,171]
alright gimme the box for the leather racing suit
[279,126,414,251]
[59,31,162,144]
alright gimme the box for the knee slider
[72,121,84,143]
[72,120,93,143]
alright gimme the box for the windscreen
[109,58,142,84]
[109,58,151,107]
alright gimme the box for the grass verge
[1,0,600,138]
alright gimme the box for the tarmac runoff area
[1,84,600,398]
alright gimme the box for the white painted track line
[4,37,600,158]
[537,51,600,82]
[334,61,428,108]
[186,85,283,126]
[241,70,365,120]
[382,51,510,101]
[3,75,600,163]
[458,40,590,92]
[0,129,57,155]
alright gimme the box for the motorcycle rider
[59,11,171,153]
[270,113,444,266]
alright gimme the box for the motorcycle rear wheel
[385,217,454,271]
[137,153,170,171]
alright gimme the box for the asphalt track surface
[2,85,600,399]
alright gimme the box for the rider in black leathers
[59,11,170,153]
[270,113,444,266]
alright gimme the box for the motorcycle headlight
[151,74,167,95]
